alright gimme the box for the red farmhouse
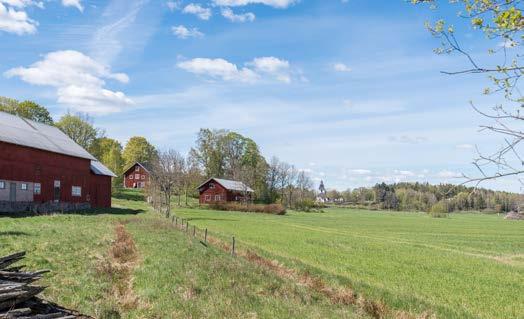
[197,178,254,204]
[123,162,150,189]
[0,111,116,210]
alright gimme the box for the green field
[173,206,524,319]
[0,197,362,319]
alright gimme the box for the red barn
[0,111,116,211]
[123,162,151,189]
[197,178,254,204]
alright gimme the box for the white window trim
[130,175,134,180]
[135,174,140,180]
[215,195,221,201]
[34,183,41,195]
[209,183,215,189]
[205,195,211,201]
[0,181,4,189]
[72,186,82,197]
[21,183,28,191]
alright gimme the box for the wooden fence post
[193,225,196,237]
[186,221,189,232]
[175,217,178,228]
[204,228,208,243]
[231,236,236,256]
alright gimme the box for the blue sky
[0,0,519,192]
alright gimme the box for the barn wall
[123,164,150,189]
[199,181,228,204]
[0,141,111,208]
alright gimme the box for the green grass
[0,195,362,319]
[172,206,524,319]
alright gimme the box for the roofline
[123,162,151,175]
[0,140,96,161]
[196,177,255,192]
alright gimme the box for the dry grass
[208,202,287,215]
[97,223,142,315]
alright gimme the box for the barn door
[54,180,61,202]
[9,183,16,201]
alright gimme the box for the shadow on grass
[0,231,31,237]
[0,207,145,219]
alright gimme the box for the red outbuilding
[0,111,116,210]
[123,162,151,189]
[197,178,254,204]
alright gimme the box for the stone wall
[0,201,91,214]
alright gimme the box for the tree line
[326,182,523,213]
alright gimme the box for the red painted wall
[123,164,150,188]
[198,179,251,204]
[0,141,111,208]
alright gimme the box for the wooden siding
[198,179,252,204]
[0,141,111,208]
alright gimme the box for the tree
[91,137,124,188]
[0,97,53,125]
[412,0,524,187]
[122,136,158,168]
[56,113,102,151]
[149,149,185,218]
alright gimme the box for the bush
[429,201,449,218]
[294,199,324,213]
[208,202,286,215]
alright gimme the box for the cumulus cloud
[0,1,38,35]
[221,7,255,22]
[178,56,293,83]
[62,0,83,12]
[183,3,212,20]
[177,58,259,83]
[5,50,133,114]
[213,0,297,8]
[166,0,181,11]
[333,62,351,72]
[172,25,203,39]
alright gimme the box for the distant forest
[325,182,523,213]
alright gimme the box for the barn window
[141,175,145,180]
[135,166,139,171]
[72,186,82,197]
[215,195,221,201]
[205,195,211,201]
[0,181,4,189]
[130,175,134,180]
[135,174,140,180]
[21,183,28,191]
[209,183,215,189]
[34,183,41,195]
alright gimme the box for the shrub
[429,201,449,218]
[294,199,324,213]
[208,202,286,215]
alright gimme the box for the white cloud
[5,50,133,114]
[213,0,297,8]
[248,56,291,83]
[177,58,259,83]
[183,3,212,20]
[333,62,351,72]
[437,170,462,178]
[178,56,293,83]
[172,25,203,39]
[351,169,371,175]
[62,0,83,12]
[166,0,181,11]
[0,1,38,35]
[221,7,255,22]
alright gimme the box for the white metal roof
[90,161,117,177]
[0,111,96,160]
[198,178,254,192]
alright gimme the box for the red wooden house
[123,162,151,189]
[197,178,254,204]
[0,111,116,210]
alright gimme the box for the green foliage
[56,113,102,151]
[91,137,125,188]
[294,198,323,212]
[429,201,449,218]
[0,97,53,125]
[122,136,157,168]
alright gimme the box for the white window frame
[0,181,4,189]
[129,175,134,180]
[135,166,140,171]
[135,174,140,180]
[72,186,82,197]
[34,183,41,195]
[209,183,215,189]
[21,183,28,191]
[205,195,211,201]
[215,195,221,201]
[141,175,145,180]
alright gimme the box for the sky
[0,0,521,192]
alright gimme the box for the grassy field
[0,195,362,319]
[173,205,524,319]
